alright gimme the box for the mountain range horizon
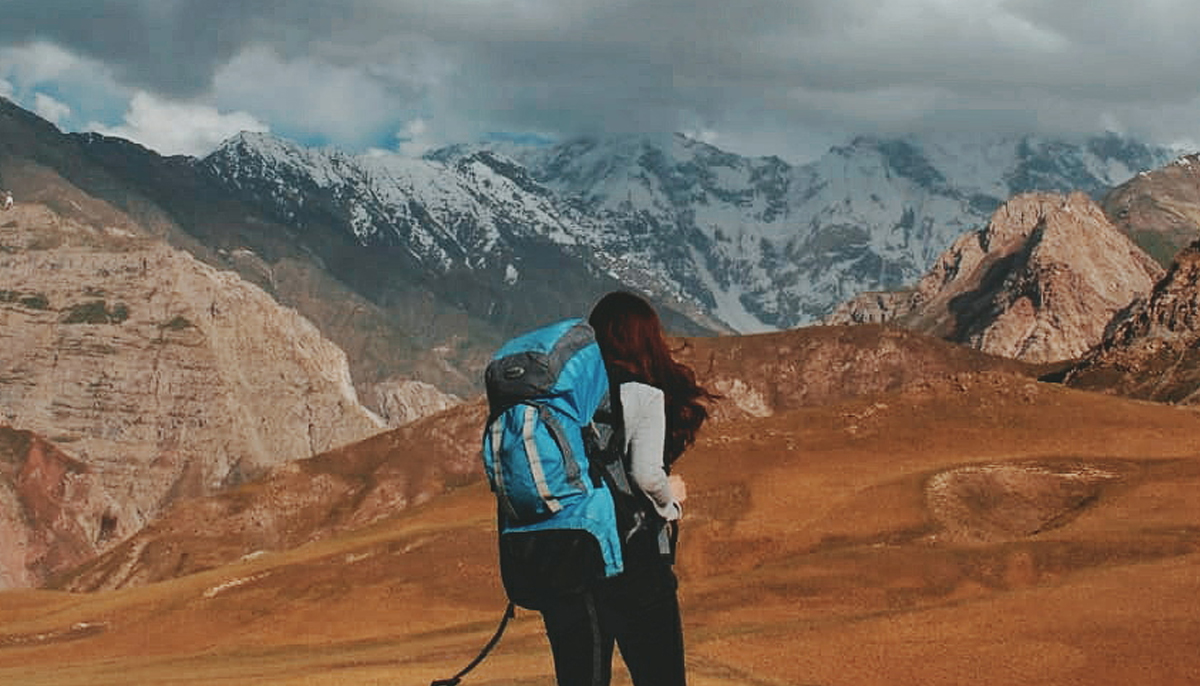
[4,94,1184,338]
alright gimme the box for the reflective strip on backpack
[523,404,562,514]
[489,417,520,521]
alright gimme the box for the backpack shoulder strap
[585,390,654,543]
[589,381,675,559]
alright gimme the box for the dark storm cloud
[1,1,244,96]
[3,0,1200,157]
[1,0,836,124]
[431,0,846,136]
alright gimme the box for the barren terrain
[2,366,1199,685]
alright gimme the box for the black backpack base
[499,529,607,611]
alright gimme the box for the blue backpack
[482,318,625,609]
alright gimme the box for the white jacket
[619,381,682,521]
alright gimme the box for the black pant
[540,563,686,686]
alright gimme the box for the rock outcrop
[361,377,462,427]
[0,202,383,571]
[0,427,100,588]
[1064,240,1200,403]
[827,192,1165,363]
[673,324,1038,422]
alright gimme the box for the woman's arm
[621,382,682,521]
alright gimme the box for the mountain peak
[828,191,1165,363]
[1103,152,1200,265]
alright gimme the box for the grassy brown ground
[2,372,1200,685]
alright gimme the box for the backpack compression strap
[537,405,586,490]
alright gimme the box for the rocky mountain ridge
[199,132,723,334]
[827,192,1164,363]
[490,132,1174,329]
[3,97,1178,397]
[0,96,518,404]
[1065,238,1200,402]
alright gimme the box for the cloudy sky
[2,0,1199,162]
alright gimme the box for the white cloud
[212,46,420,149]
[0,42,133,131]
[33,92,72,125]
[395,118,434,157]
[0,79,12,98]
[0,42,83,83]
[363,119,447,158]
[681,127,720,146]
[89,91,268,157]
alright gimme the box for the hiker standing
[538,291,716,686]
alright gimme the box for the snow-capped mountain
[501,133,1175,331]
[201,133,729,337]
[203,130,1176,333]
[204,133,574,273]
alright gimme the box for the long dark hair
[588,291,716,465]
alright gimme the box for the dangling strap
[430,603,517,686]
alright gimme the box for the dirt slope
[2,371,1199,686]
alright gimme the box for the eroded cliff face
[0,203,383,567]
[828,193,1165,364]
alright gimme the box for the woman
[539,290,716,686]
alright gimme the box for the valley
[4,94,1200,685]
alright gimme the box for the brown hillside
[55,324,1040,592]
[57,401,487,592]
[1,372,1199,685]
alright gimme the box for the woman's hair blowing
[588,291,715,464]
